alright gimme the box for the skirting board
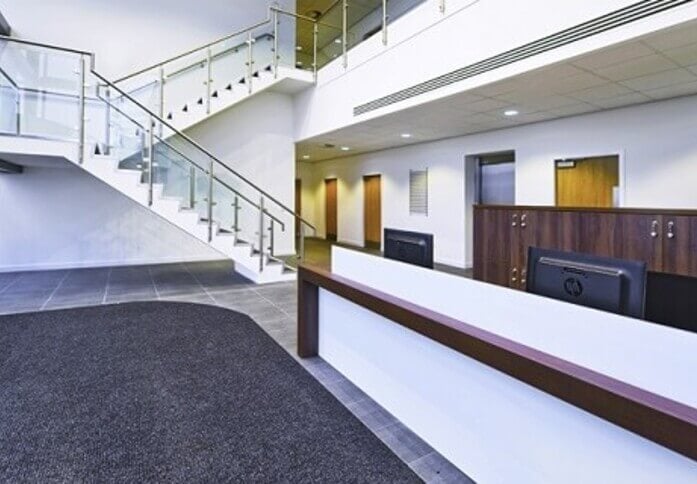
[0,255,229,273]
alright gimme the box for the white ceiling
[297,18,697,162]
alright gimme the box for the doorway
[325,178,337,241]
[363,175,382,249]
[555,155,620,208]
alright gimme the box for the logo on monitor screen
[564,277,584,297]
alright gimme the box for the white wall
[2,0,294,79]
[0,164,221,272]
[299,95,697,268]
[295,0,697,140]
[186,91,297,255]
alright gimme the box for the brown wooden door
[363,175,382,249]
[473,207,512,287]
[556,156,619,208]
[295,179,302,236]
[325,178,337,241]
[662,216,697,277]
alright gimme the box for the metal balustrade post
[233,196,240,233]
[269,220,275,256]
[247,32,254,94]
[439,0,446,14]
[158,66,165,137]
[146,116,154,206]
[77,55,86,164]
[207,159,214,242]
[189,165,196,209]
[104,86,111,155]
[382,0,388,46]
[272,9,279,79]
[15,84,20,135]
[258,197,265,272]
[342,0,348,68]
[312,23,318,83]
[206,47,212,115]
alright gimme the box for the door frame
[363,174,382,250]
[324,178,338,241]
[552,150,626,208]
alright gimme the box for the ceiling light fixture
[340,146,350,151]
[504,109,519,117]
[296,45,303,51]
[302,155,310,160]
[334,38,342,44]
[400,133,412,138]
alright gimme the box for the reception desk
[298,247,697,483]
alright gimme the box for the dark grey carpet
[0,302,421,483]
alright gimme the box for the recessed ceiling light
[334,38,342,44]
[302,155,310,160]
[340,146,350,151]
[296,45,303,51]
[504,109,519,117]
[400,133,412,138]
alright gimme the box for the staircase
[0,7,318,284]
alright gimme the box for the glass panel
[0,72,18,134]
[249,23,275,78]
[346,0,382,51]
[0,39,84,140]
[161,50,209,121]
[386,0,428,25]
[284,13,315,73]
[209,32,250,103]
[315,11,344,68]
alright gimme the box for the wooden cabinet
[474,206,697,289]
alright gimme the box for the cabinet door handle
[511,214,518,228]
[667,221,676,239]
[650,220,659,238]
[521,214,527,228]
[511,267,518,283]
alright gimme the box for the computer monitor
[384,229,434,269]
[526,247,647,319]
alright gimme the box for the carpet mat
[0,302,421,482]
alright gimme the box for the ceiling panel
[297,20,697,163]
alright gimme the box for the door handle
[511,214,518,228]
[667,221,676,239]
[520,214,527,228]
[650,220,659,238]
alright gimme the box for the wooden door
[556,156,619,208]
[295,179,302,236]
[662,215,697,277]
[325,178,337,241]
[473,207,512,287]
[363,175,382,249]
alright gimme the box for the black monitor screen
[527,247,647,319]
[384,229,434,269]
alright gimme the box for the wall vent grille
[353,0,693,116]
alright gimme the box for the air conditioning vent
[354,0,692,116]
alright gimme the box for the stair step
[225,83,233,91]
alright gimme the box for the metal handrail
[91,70,316,232]
[114,17,272,84]
[0,65,18,88]
[95,90,287,230]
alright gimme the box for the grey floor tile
[375,422,435,465]
[410,452,475,484]
[322,377,369,405]
[347,397,398,431]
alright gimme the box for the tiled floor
[287,238,474,278]
[0,260,474,483]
